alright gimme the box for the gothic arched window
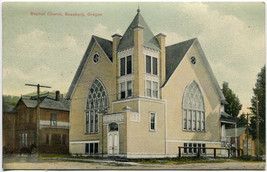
[182,81,205,131]
[85,78,108,133]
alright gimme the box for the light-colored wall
[162,43,221,154]
[69,42,116,154]
[126,99,166,155]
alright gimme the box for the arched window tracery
[182,81,205,131]
[85,78,108,133]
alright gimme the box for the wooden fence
[178,146,243,158]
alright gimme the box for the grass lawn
[39,154,265,165]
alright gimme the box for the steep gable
[165,38,196,85]
[66,35,113,99]
[163,38,225,103]
[118,11,160,51]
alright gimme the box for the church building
[66,9,228,158]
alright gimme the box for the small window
[146,55,151,73]
[85,143,89,153]
[198,143,201,153]
[184,143,187,153]
[153,82,158,98]
[90,143,94,154]
[109,123,118,132]
[93,53,100,63]
[127,81,132,97]
[202,144,206,153]
[193,143,197,153]
[120,57,125,76]
[189,143,192,153]
[85,142,99,154]
[146,81,152,97]
[94,143,99,154]
[127,55,132,74]
[152,57,158,75]
[150,113,156,131]
[50,113,57,126]
[191,56,196,64]
[120,82,126,99]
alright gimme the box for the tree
[222,82,242,119]
[2,95,20,107]
[237,113,247,127]
[249,66,265,145]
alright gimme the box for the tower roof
[118,10,160,51]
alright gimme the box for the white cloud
[15,29,55,59]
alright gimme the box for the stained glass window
[85,79,108,133]
[182,81,205,131]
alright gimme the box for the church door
[108,123,119,156]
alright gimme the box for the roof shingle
[118,11,160,51]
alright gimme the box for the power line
[25,83,51,157]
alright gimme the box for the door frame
[107,123,119,156]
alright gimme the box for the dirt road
[2,157,265,170]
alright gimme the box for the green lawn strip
[232,156,265,163]
[130,157,230,165]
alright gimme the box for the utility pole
[256,94,260,157]
[25,84,51,157]
[246,113,252,156]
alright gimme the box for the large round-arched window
[85,78,108,133]
[182,81,205,131]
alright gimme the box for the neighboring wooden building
[225,127,255,156]
[2,106,16,154]
[67,9,229,158]
[14,91,70,154]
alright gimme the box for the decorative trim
[130,112,140,122]
[103,113,124,124]
[144,74,159,82]
[70,140,100,144]
[167,139,221,144]
[143,46,160,57]
[118,48,134,59]
[119,74,134,83]
[112,96,166,104]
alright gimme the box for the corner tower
[116,9,162,99]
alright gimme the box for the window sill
[182,129,206,133]
[149,129,156,132]
[84,132,99,135]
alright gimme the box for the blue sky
[2,2,265,114]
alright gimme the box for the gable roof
[18,93,70,111]
[163,38,226,103]
[118,10,160,51]
[3,105,16,113]
[66,35,113,100]
[20,97,70,111]
[93,35,113,61]
[164,38,196,85]
[225,127,247,137]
